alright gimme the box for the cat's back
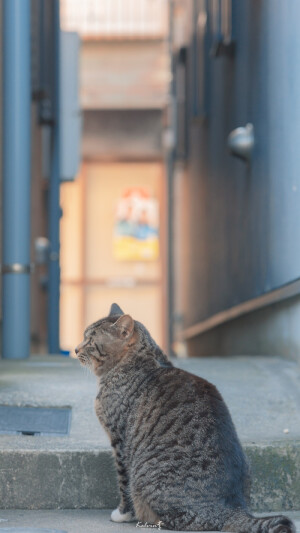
[135,365,235,438]
[99,360,233,428]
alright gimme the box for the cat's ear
[114,314,134,339]
[109,303,124,316]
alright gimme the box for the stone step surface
[0,510,299,533]
[0,509,300,533]
[0,355,299,511]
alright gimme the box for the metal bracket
[1,263,32,275]
[210,40,236,58]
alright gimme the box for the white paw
[111,508,135,523]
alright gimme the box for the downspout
[167,0,176,356]
[2,0,31,359]
[47,0,61,354]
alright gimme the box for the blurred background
[1,0,300,362]
[59,0,170,352]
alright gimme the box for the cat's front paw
[111,508,135,523]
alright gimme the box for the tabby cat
[75,303,295,533]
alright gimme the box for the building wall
[58,1,171,352]
[173,1,300,358]
[60,161,166,352]
[80,40,169,110]
[60,0,168,39]
[59,28,170,352]
[0,3,2,327]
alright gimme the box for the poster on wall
[113,188,159,261]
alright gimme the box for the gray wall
[175,0,300,356]
[0,2,2,327]
[173,1,300,357]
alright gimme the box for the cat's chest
[95,377,136,428]
[95,369,151,431]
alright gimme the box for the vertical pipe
[217,0,222,40]
[47,0,60,354]
[166,0,176,356]
[2,0,31,359]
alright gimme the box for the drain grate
[0,406,71,436]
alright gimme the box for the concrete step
[0,356,299,511]
[0,509,299,533]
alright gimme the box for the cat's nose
[75,340,86,355]
[75,344,82,355]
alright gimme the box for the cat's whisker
[83,365,90,377]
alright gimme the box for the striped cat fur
[75,303,295,533]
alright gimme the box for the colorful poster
[113,188,159,261]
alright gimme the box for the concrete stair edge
[0,441,299,511]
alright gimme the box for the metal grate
[0,406,71,436]
[60,0,168,38]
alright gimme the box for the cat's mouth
[77,352,104,373]
[77,352,90,367]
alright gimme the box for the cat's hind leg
[152,509,223,531]
[156,507,296,532]
[133,498,161,525]
[132,501,224,531]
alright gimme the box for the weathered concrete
[174,356,300,443]
[0,510,299,533]
[245,442,300,512]
[0,355,299,511]
[0,450,118,510]
[0,529,66,533]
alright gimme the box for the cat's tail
[222,509,296,533]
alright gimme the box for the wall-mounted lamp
[227,123,255,161]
